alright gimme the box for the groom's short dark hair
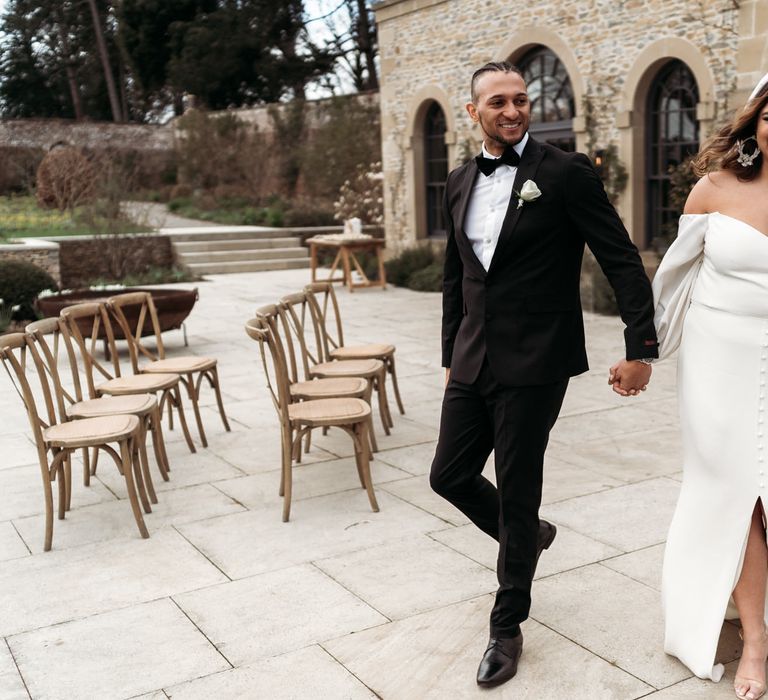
[471,61,525,103]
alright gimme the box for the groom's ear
[466,101,478,122]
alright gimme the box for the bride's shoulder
[683,170,736,214]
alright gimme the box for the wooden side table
[307,237,387,292]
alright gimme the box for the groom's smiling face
[467,71,531,154]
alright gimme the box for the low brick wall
[55,234,173,288]
[0,240,61,285]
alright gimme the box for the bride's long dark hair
[693,84,768,181]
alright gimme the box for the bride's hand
[608,359,652,396]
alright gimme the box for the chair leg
[375,372,391,435]
[131,441,153,514]
[64,453,72,512]
[388,355,406,415]
[210,367,231,432]
[82,447,90,486]
[137,422,158,505]
[43,471,54,552]
[90,446,100,476]
[355,422,379,513]
[57,461,66,521]
[281,428,293,522]
[185,373,208,448]
[169,386,196,454]
[119,438,149,539]
[148,410,170,481]
[367,415,378,454]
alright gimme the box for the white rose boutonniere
[515,179,542,209]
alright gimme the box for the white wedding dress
[654,212,768,681]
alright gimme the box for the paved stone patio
[0,269,740,699]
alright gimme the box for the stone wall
[0,119,174,152]
[374,0,767,251]
[0,240,60,285]
[56,234,173,288]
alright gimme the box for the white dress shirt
[464,132,529,271]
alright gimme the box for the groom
[430,61,658,688]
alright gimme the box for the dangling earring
[736,135,760,168]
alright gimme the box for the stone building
[373,0,768,253]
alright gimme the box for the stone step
[177,247,308,264]
[185,258,311,274]
[174,237,301,253]
[162,226,294,242]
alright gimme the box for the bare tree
[86,0,123,122]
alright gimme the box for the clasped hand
[608,359,652,397]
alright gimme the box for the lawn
[0,196,146,240]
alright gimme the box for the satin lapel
[487,138,545,276]
[453,160,486,277]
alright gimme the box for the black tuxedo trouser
[429,357,568,637]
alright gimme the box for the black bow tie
[475,147,521,176]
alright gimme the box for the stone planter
[36,287,198,340]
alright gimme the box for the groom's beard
[477,112,527,147]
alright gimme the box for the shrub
[334,161,383,225]
[36,147,96,212]
[384,246,437,287]
[0,260,56,319]
[407,262,443,292]
[283,198,336,227]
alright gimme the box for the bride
[652,74,768,699]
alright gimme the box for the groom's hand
[608,359,652,396]
[445,368,451,386]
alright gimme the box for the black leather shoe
[534,519,557,575]
[476,633,523,687]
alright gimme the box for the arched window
[646,60,699,246]
[519,47,576,152]
[424,101,448,237]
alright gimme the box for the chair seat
[330,343,395,360]
[97,373,178,395]
[290,377,368,400]
[310,358,383,378]
[44,414,140,448]
[288,397,371,427]
[67,394,157,419]
[142,356,216,373]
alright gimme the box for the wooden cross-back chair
[244,316,378,522]
[256,304,376,454]
[0,332,151,551]
[304,281,405,417]
[278,291,392,435]
[107,291,230,448]
[58,301,197,455]
[26,317,169,495]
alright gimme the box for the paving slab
[324,596,653,699]
[0,642,28,700]
[601,543,666,591]
[315,534,495,619]
[177,490,446,580]
[530,564,740,690]
[174,564,386,665]
[213,455,409,511]
[0,521,29,562]
[0,529,226,637]
[430,521,623,580]
[164,645,376,699]
[13,483,244,553]
[9,598,229,700]
[541,477,681,552]
[0,463,115,523]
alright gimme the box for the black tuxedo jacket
[441,136,658,386]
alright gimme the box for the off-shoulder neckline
[681,211,768,239]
